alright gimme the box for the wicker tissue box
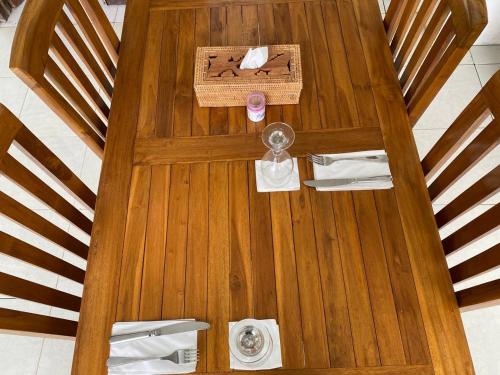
[194,45,302,107]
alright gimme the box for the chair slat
[0,191,89,260]
[0,154,93,235]
[45,57,107,138]
[385,0,407,42]
[66,0,116,77]
[399,1,449,92]
[422,92,490,180]
[456,279,500,311]
[390,0,419,55]
[442,204,499,255]
[36,77,105,157]
[0,308,77,338]
[57,12,113,101]
[0,272,81,312]
[435,166,500,228]
[14,126,97,211]
[0,105,23,159]
[450,244,500,284]
[404,17,455,101]
[428,119,499,201]
[0,232,85,284]
[394,0,437,70]
[80,0,120,57]
[51,33,110,122]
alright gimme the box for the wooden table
[72,0,475,374]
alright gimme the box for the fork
[107,349,199,368]
[307,153,388,166]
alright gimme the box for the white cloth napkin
[108,320,197,375]
[229,319,282,370]
[240,47,269,69]
[255,158,300,192]
[312,150,393,191]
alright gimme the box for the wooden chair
[0,103,95,338]
[385,0,488,126]
[421,70,499,311]
[9,0,121,158]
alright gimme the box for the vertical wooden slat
[331,191,380,366]
[207,162,230,372]
[137,11,164,138]
[209,7,228,136]
[140,165,170,320]
[162,164,190,319]
[115,166,151,321]
[374,190,431,365]
[156,10,180,138]
[304,1,341,129]
[269,191,305,369]
[184,163,209,373]
[289,160,330,368]
[308,168,356,368]
[173,9,195,137]
[288,2,321,130]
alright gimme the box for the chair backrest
[385,0,487,126]
[0,104,95,338]
[421,71,499,311]
[9,0,120,158]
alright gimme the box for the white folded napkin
[229,319,282,370]
[108,320,197,375]
[255,158,300,192]
[240,47,268,69]
[312,150,393,191]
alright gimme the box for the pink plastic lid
[246,91,266,112]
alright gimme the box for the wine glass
[260,122,295,187]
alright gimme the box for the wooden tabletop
[72,1,474,374]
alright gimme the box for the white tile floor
[0,1,498,374]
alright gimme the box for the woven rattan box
[194,45,302,107]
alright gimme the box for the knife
[304,175,392,188]
[110,321,210,344]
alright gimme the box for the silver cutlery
[109,321,210,344]
[304,175,393,188]
[307,153,388,166]
[107,348,199,368]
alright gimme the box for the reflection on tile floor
[0,1,498,374]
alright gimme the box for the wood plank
[351,0,474,372]
[457,279,500,312]
[72,1,152,372]
[156,10,180,137]
[137,10,164,138]
[229,161,253,320]
[304,1,341,128]
[307,167,356,368]
[288,2,321,130]
[353,191,406,366]
[151,0,345,10]
[115,166,151,321]
[321,0,360,127]
[289,160,330,368]
[0,272,81,312]
[163,164,190,319]
[374,190,431,365]
[450,244,500,284]
[331,191,380,366]
[335,0,379,126]
[184,163,209,373]
[0,232,85,284]
[207,162,230,372]
[134,127,384,164]
[209,7,229,135]
[140,165,170,320]
[269,191,305,369]
[173,9,196,137]
[192,8,211,137]
[0,308,77,339]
